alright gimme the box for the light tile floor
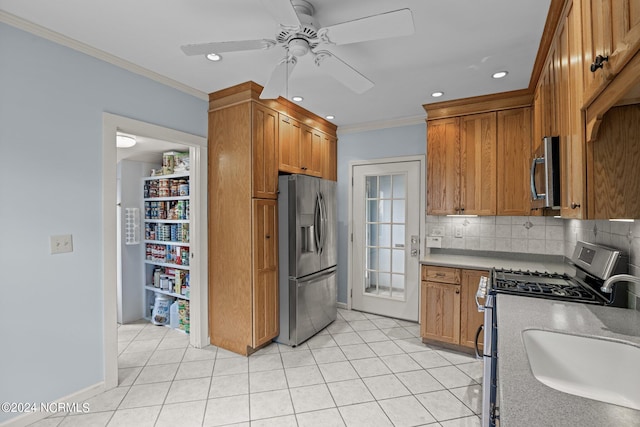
[31,309,482,427]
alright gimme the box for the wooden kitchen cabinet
[460,269,486,350]
[582,0,640,107]
[208,81,336,355]
[496,107,533,216]
[278,113,336,181]
[420,265,488,352]
[425,94,532,217]
[427,117,460,215]
[587,105,640,219]
[426,112,497,215]
[253,103,279,199]
[252,198,279,348]
[421,281,460,345]
[322,133,337,181]
[278,114,302,174]
[300,124,323,177]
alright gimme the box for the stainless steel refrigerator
[276,174,337,346]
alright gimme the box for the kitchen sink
[522,329,640,411]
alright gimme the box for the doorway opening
[102,113,208,388]
[348,156,425,321]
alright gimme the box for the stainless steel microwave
[530,136,560,209]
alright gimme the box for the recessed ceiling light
[431,91,444,98]
[206,53,222,61]
[292,96,303,102]
[492,71,508,79]
[116,134,136,148]
[326,115,335,120]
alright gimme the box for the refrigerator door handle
[314,192,322,253]
[319,192,327,255]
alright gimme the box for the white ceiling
[0,0,551,130]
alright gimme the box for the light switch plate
[454,225,464,238]
[51,234,73,254]
[426,236,442,248]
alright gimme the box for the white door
[351,160,422,321]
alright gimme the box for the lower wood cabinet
[421,265,487,352]
[252,199,279,348]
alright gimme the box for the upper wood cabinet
[582,0,640,106]
[278,114,302,174]
[587,105,640,219]
[252,103,279,199]
[426,97,532,217]
[427,117,460,215]
[496,107,533,216]
[278,113,336,181]
[322,133,337,181]
[300,124,323,177]
[460,113,497,215]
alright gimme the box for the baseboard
[0,382,106,427]
[337,302,348,310]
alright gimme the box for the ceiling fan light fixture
[206,53,222,61]
[431,91,444,98]
[288,38,310,57]
[116,134,136,148]
[292,96,304,102]
[492,70,508,79]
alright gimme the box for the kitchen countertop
[497,294,640,426]
[421,252,568,274]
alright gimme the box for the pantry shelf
[144,260,190,270]
[145,285,190,301]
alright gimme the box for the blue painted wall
[336,124,426,303]
[0,22,207,423]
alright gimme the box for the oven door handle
[474,324,484,359]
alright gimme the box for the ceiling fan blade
[319,8,414,45]
[260,57,298,99]
[314,51,374,94]
[261,0,301,27]
[180,39,274,56]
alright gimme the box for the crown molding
[0,11,208,101]
[337,114,426,135]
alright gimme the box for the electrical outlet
[50,234,73,254]
[430,226,444,237]
[454,225,464,238]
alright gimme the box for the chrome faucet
[600,274,640,293]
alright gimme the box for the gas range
[490,241,629,307]
[492,269,602,304]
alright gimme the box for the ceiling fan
[180,0,415,99]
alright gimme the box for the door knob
[590,55,609,72]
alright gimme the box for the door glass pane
[392,175,406,198]
[392,249,405,274]
[392,224,405,247]
[379,175,392,198]
[392,200,405,223]
[378,224,391,247]
[363,173,407,301]
[366,176,378,198]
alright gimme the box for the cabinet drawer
[421,266,461,284]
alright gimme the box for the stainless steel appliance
[476,241,628,427]
[530,135,561,210]
[276,174,337,346]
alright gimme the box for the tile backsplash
[564,219,640,310]
[426,215,565,255]
[425,215,639,310]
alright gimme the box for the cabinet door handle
[455,289,460,294]
[590,54,609,72]
[265,235,271,239]
[435,272,445,277]
[571,202,581,209]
